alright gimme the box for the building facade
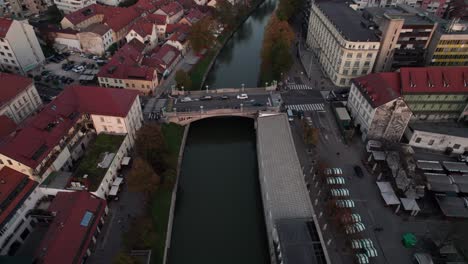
[0,73,42,124]
[425,22,468,66]
[306,1,380,87]
[405,122,468,154]
[77,24,114,55]
[0,18,45,75]
[348,73,413,141]
[54,0,96,14]
[352,0,450,18]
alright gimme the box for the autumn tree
[276,0,304,21]
[260,15,295,83]
[127,158,161,196]
[174,70,192,90]
[135,123,169,173]
[215,0,237,28]
[189,17,216,53]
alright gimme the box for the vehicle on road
[237,93,248,100]
[287,109,294,121]
[180,97,192,102]
[200,95,213,101]
[220,95,229,100]
[353,165,364,178]
[253,102,264,107]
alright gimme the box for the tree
[189,17,216,53]
[215,0,237,28]
[127,158,161,196]
[276,0,304,21]
[174,70,192,89]
[135,124,169,173]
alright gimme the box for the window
[364,61,370,66]
[347,53,352,58]
[7,160,12,165]
[103,125,107,131]
[428,139,434,146]
[344,61,351,67]
[354,61,360,67]
[367,53,373,58]
[415,137,421,143]
[343,69,349,75]
[100,117,105,122]
[4,46,9,50]
[357,53,362,58]
[352,69,358,75]
[117,118,121,124]
[453,144,461,149]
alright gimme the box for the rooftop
[316,1,379,42]
[40,171,72,189]
[143,13,168,25]
[0,72,33,107]
[0,167,37,227]
[142,44,181,73]
[82,23,110,36]
[129,21,154,37]
[35,191,106,263]
[74,134,125,191]
[400,67,468,94]
[256,114,314,220]
[0,17,13,38]
[364,5,436,26]
[158,2,183,16]
[0,115,17,139]
[352,72,401,108]
[409,121,468,138]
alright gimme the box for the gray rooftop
[410,122,468,138]
[257,114,313,220]
[316,1,379,42]
[40,171,72,189]
[364,6,435,26]
[276,219,327,264]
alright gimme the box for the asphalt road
[173,94,272,112]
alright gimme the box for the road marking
[288,84,313,90]
[287,103,325,112]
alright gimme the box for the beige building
[125,22,158,49]
[348,72,413,141]
[0,18,45,75]
[425,22,468,66]
[54,0,96,14]
[78,23,114,55]
[0,73,42,124]
[307,1,380,87]
[405,122,468,154]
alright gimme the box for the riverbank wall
[162,123,191,264]
[199,0,266,89]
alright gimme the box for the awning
[351,238,374,249]
[341,213,361,224]
[326,177,346,185]
[345,222,365,234]
[377,182,401,205]
[112,177,123,186]
[109,185,119,196]
[336,199,355,208]
[330,188,350,197]
[356,253,369,264]
[121,157,131,166]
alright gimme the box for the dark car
[200,95,213,101]
[41,70,51,76]
[354,165,364,178]
[220,95,229,100]
[253,102,264,107]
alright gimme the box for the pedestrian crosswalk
[288,84,313,90]
[287,103,325,111]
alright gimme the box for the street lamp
[181,86,184,94]
[241,83,245,92]
[240,103,243,112]
[205,85,209,93]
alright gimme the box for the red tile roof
[129,21,154,37]
[142,44,181,73]
[0,72,33,107]
[143,14,168,25]
[132,0,157,13]
[0,86,139,168]
[0,18,13,38]
[35,191,106,264]
[400,67,468,94]
[0,167,37,228]
[0,115,17,139]
[166,23,191,34]
[168,31,188,44]
[184,8,205,24]
[158,2,183,16]
[352,72,401,108]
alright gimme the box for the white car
[237,94,248,100]
[180,97,192,102]
[72,66,84,73]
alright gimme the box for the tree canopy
[276,0,304,21]
[127,158,161,196]
[189,17,216,53]
[214,0,237,28]
[175,70,192,90]
[135,123,169,174]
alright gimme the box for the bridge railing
[170,82,277,96]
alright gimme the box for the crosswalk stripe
[288,84,313,90]
[286,103,325,112]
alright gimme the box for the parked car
[200,95,213,101]
[72,66,85,73]
[353,165,364,178]
[220,95,229,100]
[237,93,248,100]
[41,70,51,76]
[253,102,264,107]
[180,97,192,102]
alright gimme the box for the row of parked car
[179,94,251,103]
[35,70,74,85]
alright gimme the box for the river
[168,118,269,264]
[204,0,277,89]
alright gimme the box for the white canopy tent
[376,181,401,212]
[109,185,119,196]
[400,198,420,216]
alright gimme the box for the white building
[54,0,96,13]
[154,2,184,24]
[0,18,45,75]
[405,122,468,154]
[0,72,42,124]
[0,167,43,256]
[347,72,413,141]
[306,1,380,87]
[125,22,158,49]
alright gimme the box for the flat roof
[276,219,327,264]
[442,161,468,173]
[435,195,468,218]
[416,160,444,171]
[410,122,468,138]
[316,1,379,42]
[257,114,314,220]
[365,6,434,26]
[74,134,125,191]
[41,171,72,189]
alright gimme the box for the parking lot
[30,53,104,102]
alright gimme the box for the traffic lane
[174,95,270,108]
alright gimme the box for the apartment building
[400,67,468,121]
[352,0,450,18]
[0,167,41,256]
[54,0,96,14]
[306,0,380,87]
[1,0,51,18]
[348,72,413,141]
[0,85,143,182]
[77,23,114,55]
[363,5,437,71]
[0,73,42,124]
[34,191,107,263]
[0,18,45,75]
[425,21,468,66]
[125,21,158,49]
[97,40,159,94]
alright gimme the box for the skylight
[80,211,94,227]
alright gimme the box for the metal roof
[417,160,444,171]
[442,161,468,173]
[257,114,314,219]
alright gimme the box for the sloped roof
[352,72,402,108]
[35,191,106,264]
[82,23,110,36]
[129,21,154,37]
[0,72,33,107]
[0,17,13,38]
[158,2,183,16]
[400,67,468,94]
[143,13,168,25]
[184,8,205,24]
[0,115,17,139]
[142,44,181,73]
